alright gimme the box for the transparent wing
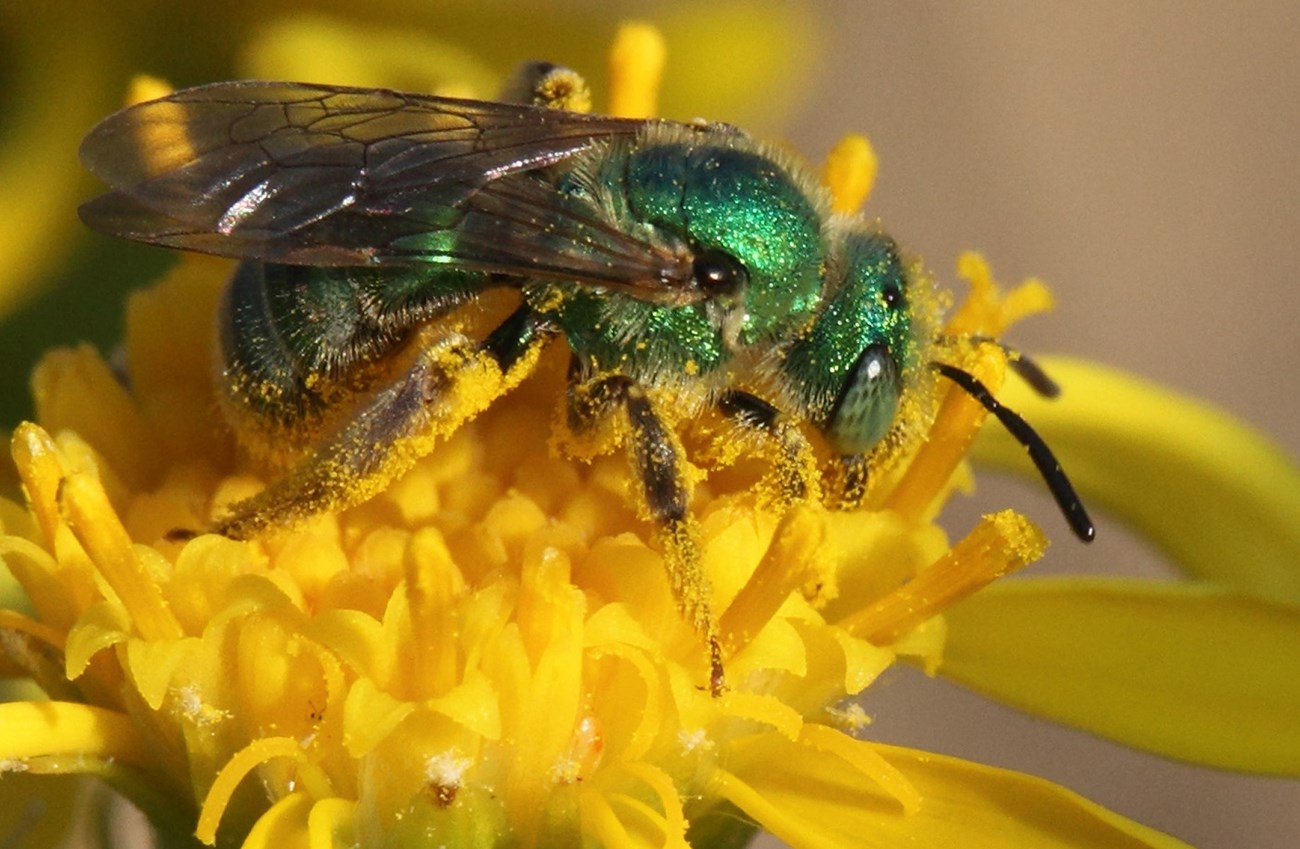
[79,81,698,301]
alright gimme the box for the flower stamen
[839,510,1047,645]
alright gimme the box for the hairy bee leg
[715,390,820,506]
[568,370,725,694]
[214,306,550,539]
[715,388,868,510]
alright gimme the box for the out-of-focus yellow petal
[710,733,1192,849]
[653,1,819,128]
[234,4,818,132]
[237,14,498,98]
[0,6,116,320]
[972,357,1300,604]
[0,701,150,769]
[941,578,1300,775]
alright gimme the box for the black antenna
[949,335,1061,398]
[1002,349,1060,399]
[933,362,1095,542]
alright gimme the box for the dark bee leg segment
[834,454,870,510]
[568,371,725,694]
[214,308,550,540]
[482,305,552,372]
[716,390,817,505]
[568,374,692,522]
[933,362,1095,542]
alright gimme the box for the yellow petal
[30,345,162,491]
[941,577,1300,775]
[308,797,357,849]
[0,701,150,769]
[60,471,183,642]
[580,782,689,849]
[874,744,1195,849]
[124,256,233,465]
[713,733,1192,849]
[64,600,130,679]
[972,357,1300,604]
[341,679,415,759]
[243,792,312,849]
[125,636,198,710]
[237,14,498,98]
[197,737,333,846]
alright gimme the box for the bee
[80,66,1092,691]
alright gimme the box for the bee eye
[882,283,903,309]
[692,249,748,297]
[825,342,902,455]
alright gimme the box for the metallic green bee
[80,69,1092,690]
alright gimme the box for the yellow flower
[5,17,1295,849]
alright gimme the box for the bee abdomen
[218,262,341,428]
[218,262,488,436]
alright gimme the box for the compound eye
[826,343,902,455]
[692,248,748,297]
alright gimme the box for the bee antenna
[932,361,1095,543]
[938,334,1061,398]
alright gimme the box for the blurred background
[1,2,1296,847]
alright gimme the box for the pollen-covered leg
[714,390,873,510]
[567,370,725,693]
[716,390,821,507]
[214,307,550,539]
[829,454,870,510]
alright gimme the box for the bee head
[782,228,922,456]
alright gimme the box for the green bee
[79,65,1092,692]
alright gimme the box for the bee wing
[79,81,698,301]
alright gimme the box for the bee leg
[715,391,869,509]
[567,369,725,694]
[716,390,820,506]
[215,306,551,539]
[831,454,870,510]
